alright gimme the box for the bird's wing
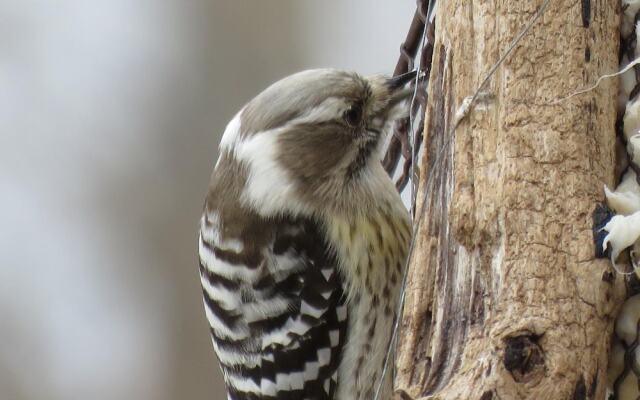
[199,210,347,400]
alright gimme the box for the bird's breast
[324,204,411,301]
[323,203,411,400]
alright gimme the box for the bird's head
[216,69,415,217]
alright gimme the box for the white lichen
[630,133,640,166]
[611,295,640,399]
[605,169,640,215]
[624,98,640,141]
[607,2,640,397]
[617,294,640,344]
[607,339,625,386]
[603,212,640,264]
[619,64,637,114]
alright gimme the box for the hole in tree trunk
[573,375,586,400]
[479,390,493,400]
[503,334,545,383]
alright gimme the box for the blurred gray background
[0,1,413,399]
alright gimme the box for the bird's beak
[386,70,417,91]
[385,70,417,108]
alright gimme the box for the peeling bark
[395,1,626,399]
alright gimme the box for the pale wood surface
[395,1,625,398]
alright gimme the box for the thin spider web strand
[463,0,551,116]
[409,22,428,216]
[373,14,429,400]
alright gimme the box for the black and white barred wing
[199,212,347,400]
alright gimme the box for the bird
[198,68,415,400]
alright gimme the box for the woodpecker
[198,69,414,400]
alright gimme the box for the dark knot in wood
[479,390,494,400]
[572,375,586,400]
[503,334,545,383]
[393,389,415,400]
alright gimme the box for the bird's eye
[343,104,363,127]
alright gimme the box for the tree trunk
[395,1,626,399]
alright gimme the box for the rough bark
[395,1,626,399]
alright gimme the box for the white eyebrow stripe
[226,96,348,157]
